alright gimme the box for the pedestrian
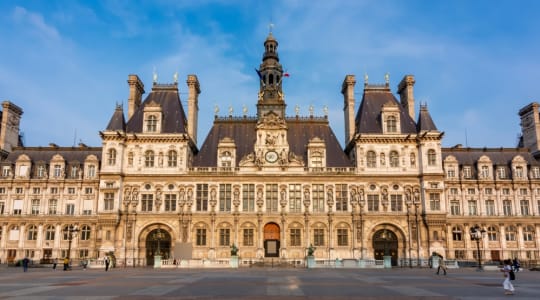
[501,259,515,295]
[104,256,110,271]
[512,258,520,272]
[63,257,69,271]
[52,258,57,270]
[436,254,447,275]
[22,257,30,272]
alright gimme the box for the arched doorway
[263,223,280,257]
[373,229,398,266]
[146,228,171,266]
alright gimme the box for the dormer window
[463,166,472,179]
[480,165,489,178]
[146,115,158,132]
[311,151,323,168]
[37,165,46,178]
[220,151,233,167]
[386,116,397,133]
[497,166,506,179]
[515,166,524,179]
[53,165,62,177]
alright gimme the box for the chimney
[127,74,145,120]
[398,75,416,120]
[187,74,201,145]
[341,75,356,146]
[0,101,23,154]
[518,102,540,155]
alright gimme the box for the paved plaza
[0,265,538,299]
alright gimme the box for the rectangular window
[467,188,475,195]
[85,187,93,194]
[242,184,255,212]
[520,200,530,216]
[54,165,62,177]
[485,188,492,195]
[15,187,23,194]
[32,187,40,194]
[196,228,206,246]
[289,228,301,246]
[503,200,512,216]
[219,184,232,212]
[313,228,325,246]
[497,167,506,179]
[429,193,440,211]
[367,194,379,211]
[31,199,40,215]
[288,184,302,213]
[141,194,153,212]
[164,194,176,212]
[2,166,10,177]
[520,188,528,195]
[390,194,402,212]
[463,166,472,179]
[13,199,22,215]
[450,188,458,195]
[312,184,325,213]
[50,187,58,194]
[243,228,254,246]
[502,188,510,195]
[468,200,477,216]
[0,201,4,215]
[196,184,208,211]
[266,184,278,212]
[79,249,89,258]
[68,187,75,194]
[450,201,460,215]
[485,200,495,216]
[454,250,465,259]
[65,204,75,215]
[335,184,348,211]
[447,168,455,178]
[337,228,348,246]
[48,199,57,215]
[104,193,114,211]
[0,187,5,194]
[219,228,230,246]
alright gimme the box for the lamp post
[153,228,163,268]
[64,225,79,262]
[470,225,486,271]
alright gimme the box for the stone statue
[307,244,316,256]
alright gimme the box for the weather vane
[173,71,178,83]
[269,23,274,33]
[153,67,158,84]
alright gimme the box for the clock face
[265,151,278,163]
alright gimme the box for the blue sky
[1,0,539,149]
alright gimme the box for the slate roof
[3,147,101,164]
[192,116,352,167]
[442,147,540,166]
[126,84,188,134]
[105,105,126,131]
[416,105,438,132]
[355,86,417,134]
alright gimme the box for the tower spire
[256,32,286,120]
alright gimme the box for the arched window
[515,166,524,178]
[481,165,489,178]
[146,115,157,132]
[524,225,535,241]
[487,226,498,241]
[311,151,323,168]
[87,165,96,178]
[220,151,232,168]
[427,149,437,166]
[389,151,399,167]
[80,225,91,241]
[367,151,376,168]
[505,225,517,241]
[145,150,154,167]
[167,150,177,167]
[45,225,55,241]
[107,148,116,166]
[386,116,397,133]
[27,225,38,240]
[452,226,462,241]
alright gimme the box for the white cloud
[12,6,60,41]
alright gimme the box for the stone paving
[0,265,538,299]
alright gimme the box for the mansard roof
[105,105,126,131]
[3,146,101,164]
[126,84,188,134]
[442,147,540,166]
[355,85,417,134]
[192,116,352,167]
[416,105,438,132]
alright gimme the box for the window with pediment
[386,116,397,133]
[146,115,158,132]
[145,150,155,167]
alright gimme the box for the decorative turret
[0,101,23,156]
[256,32,286,120]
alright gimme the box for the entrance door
[491,250,501,262]
[373,229,399,266]
[263,223,280,257]
[145,229,171,266]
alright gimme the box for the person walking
[436,254,447,275]
[501,259,515,295]
[512,258,520,272]
[52,258,57,270]
[104,256,110,271]
[22,257,30,272]
[63,257,69,271]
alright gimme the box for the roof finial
[269,23,274,34]
[173,71,178,84]
[384,72,390,85]
[364,73,369,84]
[153,66,158,84]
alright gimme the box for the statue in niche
[380,153,386,166]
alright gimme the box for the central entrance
[146,229,171,266]
[263,223,280,257]
[373,229,398,266]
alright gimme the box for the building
[0,33,539,267]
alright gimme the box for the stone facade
[0,33,539,267]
